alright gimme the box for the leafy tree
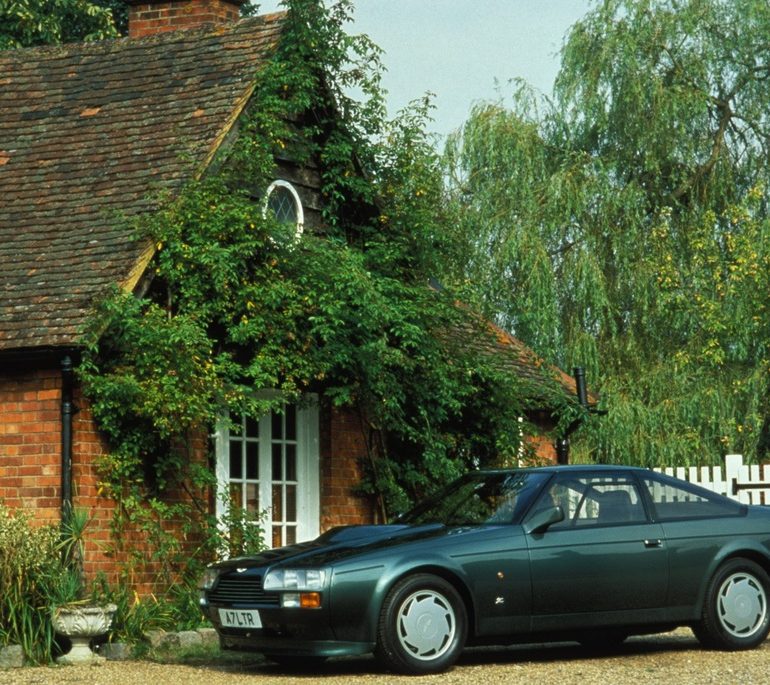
[94,0,128,35]
[0,0,118,48]
[445,0,770,466]
[0,0,266,47]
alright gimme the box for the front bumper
[202,602,375,658]
[219,631,374,657]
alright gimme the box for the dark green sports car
[198,465,770,674]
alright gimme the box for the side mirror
[524,505,564,535]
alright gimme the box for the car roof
[476,464,647,475]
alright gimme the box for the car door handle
[644,539,662,548]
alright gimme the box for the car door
[525,473,669,632]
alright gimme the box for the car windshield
[397,471,549,527]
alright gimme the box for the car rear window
[642,474,744,520]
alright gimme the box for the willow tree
[444,0,770,466]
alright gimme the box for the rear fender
[693,540,770,615]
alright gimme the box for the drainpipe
[574,367,589,409]
[61,355,74,523]
[556,367,593,465]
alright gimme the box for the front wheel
[694,558,770,650]
[375,574,467,674]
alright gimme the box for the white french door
[216,398,319,549]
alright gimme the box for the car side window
[642,474,744,520]
[534,475,648,529]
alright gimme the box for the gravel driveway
[2,629,768,685]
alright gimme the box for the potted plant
[50,507,116,665]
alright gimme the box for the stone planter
[52,603,117,665]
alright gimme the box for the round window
[264,180,304,240]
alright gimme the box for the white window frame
[263,179,305,240]
[215,394,319,551]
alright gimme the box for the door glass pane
[272,410,283,440]
[286,404,296,440]
[286,484,296,521]
[272,484,283,520]
[286,445,296,482]
[245,415,259,437]
[272,443,283,480]
[229,483,242,509]
[286,526,296,545]
[229,442,242,479]
[272,526,283,548]
[246,441,259,479]
[246,483,259,513]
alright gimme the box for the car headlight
[198,567,220,591]
[263,568,327,591]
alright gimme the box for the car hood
[214,522,452,572]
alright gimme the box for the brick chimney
[127,0,245,38]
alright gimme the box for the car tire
[694,558,770,650]
[375,573,467,675]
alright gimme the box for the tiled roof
[450,310,596,406]
[0,14,284,352]
[482,319,595,404]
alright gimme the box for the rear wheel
[694,558,770,650]
[375,574,467,675]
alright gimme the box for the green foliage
[218,495,268,559]
[0,505,65,663]
[100,585,178,645]
[445,0,770,466]
[0,0,118,48]
[92,0,127,35]
[79,0,539,559]
[54,506,94,604]
[0,0,269,48]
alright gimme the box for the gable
[0,15,284,353]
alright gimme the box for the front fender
[329,552,473,644]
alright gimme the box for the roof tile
[0,15,284,352]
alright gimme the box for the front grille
[209,576,280,607]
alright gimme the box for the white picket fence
[655,453,770,505]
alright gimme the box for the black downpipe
[61,355,74,523]
[556,367,593,465]
[574,367,589,410]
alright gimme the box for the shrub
[0,504,62,664]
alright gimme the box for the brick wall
[319,403,376,529]
[0,363,211,592]
[0,366,62,524]
[128,0,243,38]
[525,433,558,464]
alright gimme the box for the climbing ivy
[79,0,569,585]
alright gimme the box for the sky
[254,0,594,142]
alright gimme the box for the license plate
[219,608,262,629]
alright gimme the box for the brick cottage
[0,0,589,589]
